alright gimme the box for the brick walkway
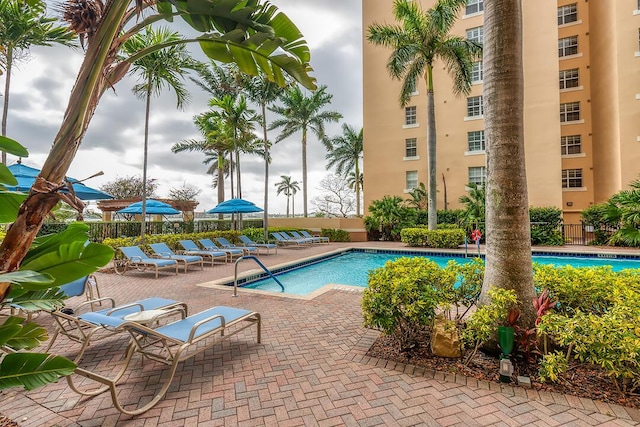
[2,243,639,426]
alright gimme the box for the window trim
[405,170,418,191]
[468,166,486,186]
[466,95,484,118]
[471,61,484,84]
[405,137,418,158]
[557,3,578,26]
[465,0,484,16]
[558,36,579,57]
[559,68,579,90]
[466,26,484,44]
[560,101,581,123]
[560,135,582,156]
[561,168,583,189]
[404,106,417,126]
[467,130,486,153]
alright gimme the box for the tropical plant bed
[367,334,640,409]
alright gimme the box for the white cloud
[3,0,363,215]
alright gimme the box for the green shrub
[538,285,640,392]
[538,351,569,383]
[530,206,564,246]
[362,257,456,352]
[532,264,622,315]
[461,287,517,364]
[446,258,484,317]
[400,227,465,249]
[581,203,618,246]
[321,228,350,242]
[437,209,465,226]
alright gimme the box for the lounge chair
[271,232,307,248]
[215,237,259,256]
[149,242,204,272]
[46,297,187,363]
[116,246,179,278]
[238,235,278,255]
[280,231,314,245]
[290,230,323,244]
[299,230,330,244]
[178,240,228,265]
[68,305,260,415]
[198,238,244,260]
[9,274,102,321]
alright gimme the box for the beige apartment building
[362,0,640,223]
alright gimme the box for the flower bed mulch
[367,334,640,409]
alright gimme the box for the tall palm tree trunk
[291,193,295,217]
[0,0,130,273]
[286,194,290,217]
[217,153,225,221]
[481,0,536,326]
[261,103,269,240]
[426,65,437,230]
[355,162,361,217]
[301,128,308,217]
[1,47,13,165]
[140,83,152,244]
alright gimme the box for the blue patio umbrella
[207,198,263,214]
[117,199,180,215]
[6,163,113,200]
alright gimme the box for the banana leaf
[0,352,75,391]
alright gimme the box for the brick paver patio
[2,242,639,426]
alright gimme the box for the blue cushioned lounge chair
[178,240,228,265]
[117,246,179,278]
[149,242,204,272]
[198,238,244,260]
[238,235,277,255]
[215,237,259,256]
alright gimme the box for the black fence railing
[561,224,618,246]
[38,219,265,242]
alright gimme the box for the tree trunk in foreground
[481,0,536,327]
[426,65,437,230]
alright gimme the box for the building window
[561,135,582,155]
[467,96,484,117]
[466,0,484,15]
[559,68,579,89]
[468,166,486,186]
[562,168,583,188]
[471,61,483,83]
[406,171,418,190]
[467,131,485,152]
[405,138,417,157]
[560,102,580,122]
[557,4,578,25]
[558,36,578,57]
[466,26,484,44]
[405,106,417,125]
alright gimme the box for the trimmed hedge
[400,227,465,249]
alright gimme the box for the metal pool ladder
[233,255,285,296]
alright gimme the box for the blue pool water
[243,251,640,296]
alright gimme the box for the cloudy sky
[4,1,363,215]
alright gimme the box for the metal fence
[39,219,265,242]
[561,224,618,246]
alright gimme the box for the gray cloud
[5,0,363,214]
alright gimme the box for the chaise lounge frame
[67,305,261,415]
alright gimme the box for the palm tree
[269,85,342,217]
[209,95,258,199]
[121,26,200,243]
[241,72,287,239]
[481,0,536,327]
[368,0,482,230]
[0,0,75,164]
[325,124,363,216]
[0,0,315,273]
[459,182,485,231]
[347,171,364,215]
[407,182,428,210]
[172,111,234,215]
[275,175,300,217]
[191,62,243,100]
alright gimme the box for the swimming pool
[242,249,640,296]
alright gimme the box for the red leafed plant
[533,289,556,325]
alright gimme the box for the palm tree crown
[275,175,300,217]
[368,0,481,230]
[269,85,342,217]
[326,124,363,216]
[122,26,200,242]
[0,0,76,164]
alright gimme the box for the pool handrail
[233,255,285,296]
